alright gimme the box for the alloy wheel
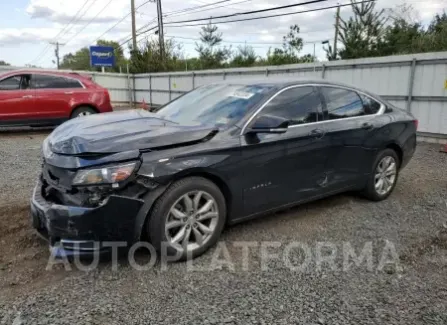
[374,156,397,195]
[165,191,219,252]
[77,111,92,117]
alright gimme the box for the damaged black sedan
[31,80,417,259]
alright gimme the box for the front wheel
[147,177,226,261]
[362,148,400,201]
[71,106,97,118]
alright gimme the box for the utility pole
[156,0,165,60]
[50,41,65,69]
[130,0,138,53]
[332,4,341,60]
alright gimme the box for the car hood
[47,109,218,155]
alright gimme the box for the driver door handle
[22,95,33,99]
[361,122,374,130]
[64,91,74,95]
[309,128,325,139]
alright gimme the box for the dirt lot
[0,131,446,325]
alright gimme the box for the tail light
[413,120,418,130]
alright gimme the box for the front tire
[71,106,97,118]
[147,177,226,261]
[362,148,400,201]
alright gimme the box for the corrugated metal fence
[132,52,447,139]
[2,51,447,140]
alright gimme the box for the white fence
[132,52,447,139]
[2,51,447,140]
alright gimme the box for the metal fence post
[149,75,152,107]
[126,64,132,108]
[321,64,326,79]
[223,71,226,80]
[192,72,195,89]
[132,75,136,108]
[406,58,417,112]
[265,68,269,77]
[168,75,172,101]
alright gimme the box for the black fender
[132,182,170,243]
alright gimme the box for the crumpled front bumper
[30,180,145,257]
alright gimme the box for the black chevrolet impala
[31,79,417,259]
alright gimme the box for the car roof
[0,69,90,80]
[212,77,353,88]
[211,77,381,100]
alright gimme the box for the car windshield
[156,83,273,127]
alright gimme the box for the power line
[158,0,231,17]
[30,0,92,64]
[122,0,334,44]
[66,0,115,45]
[128,0,245,42]
[109,0,230,45]
[157,0,376,29]
[164,0,252,18]
[34,0,98,64]
[59,0,97,40]
[92,0,152,43]
[163,0,332,25]
[195,0,250,10]
[168,35,333,46]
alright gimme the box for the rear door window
[359,94,382,115]
[32,74,82,89]
[321,87,365,120]
[63,77,83,88]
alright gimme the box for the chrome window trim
[0,73,86,89]
[240,83,386,135]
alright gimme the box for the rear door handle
[22,95,33,99]
[361,122,374,130]
[309,128,325,139]
[64,91,74,95]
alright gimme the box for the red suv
[0,70,113,126]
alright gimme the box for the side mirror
[248,114,290,134]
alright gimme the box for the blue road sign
[89,46,115,67]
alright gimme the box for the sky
[0,0,446,68]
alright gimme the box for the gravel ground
[0,131,446,325]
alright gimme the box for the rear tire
[71,106,97,118]
[147,177,226,261]
[362,148,400,201]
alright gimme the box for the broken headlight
[73,162,137,186]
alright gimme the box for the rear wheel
[362,148,400,201]
[71,106,97,118]
[147,177,226,261]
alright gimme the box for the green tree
[379,19,423,55]
[0,60,10,66]
[230,44,257,67]
[60,48,90,71]
[130,38,183,73]
[378,7,447,56]
[417,12,447,52]
[337,0,387,59]
[265,25,314,65]
[195,20,231,69]
[428,12,447,34]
